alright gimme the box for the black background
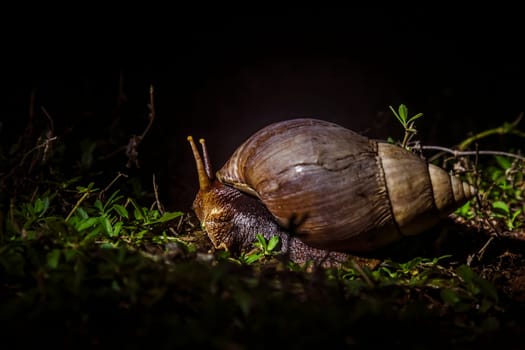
[2,6,524,210]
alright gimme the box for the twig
[0,99,56,188]
[65,191,92,222]
[467,194,502,266]
[125,84,156,168]
[151,174,179,235]
[350,259,375,287]
[41,106,55,134]
[18,136,58,168]
[176,214,185,233]
[99,85,157,165]
[475,235,496,262]
[98,172,128,201]
[420,145,525,162]
[38,106,56,165]
[142,85,155,139]
[152,173,165,215]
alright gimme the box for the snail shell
[215,118,476,253]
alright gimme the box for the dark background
[2,6,524,210]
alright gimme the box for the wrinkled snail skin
[187,118,477,265]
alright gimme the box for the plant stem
[421,146,525,162]
[65,191,91,222]
[458,113,525,151]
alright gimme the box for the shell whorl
[377,143,477,237]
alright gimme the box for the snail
[187,118,476,267]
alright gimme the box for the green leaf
[159,211,183,222]
[35,197,50,217]
[112,221,123,237]
[389,105,404,125]
[134,207,145,221]
[94,199,104,213]
[105,190,123,210]
[148,209,161,221]
[492,201,510,215]
[146,211,183,224]
[377,266,397,279]
[76,207,89,220]
[33,198,43,214]
[134,229,149,239]
[103,216,114,236]
[399,257,423,271]
[398,104,408,121]
[255,234,267,249]
[407,112,424,124]
[47,249,61,269]
[112,204,129,219]
[128,198,146,221]
[100,242,117,249]
[511,209,522,223]
[76,217,100,231]
[81,227,103,245]
[267,236,280,251]
[494,155,512,170]
[244,253,262,265]
[76,182,97,193]
[455,201,473,218]
[433,255,452,264]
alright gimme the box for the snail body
[187,118,476,266]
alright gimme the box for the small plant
[65,186,183,247]
[492,201,522,231]
[236,234,281,265]
[389,103,424,149]
[5,175,185,253]
[14,191,55,237]
[478,156,524,231]
[455,200,477,220]
[330,255,500,314]
[253,234,280,256]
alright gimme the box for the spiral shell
[216,118,476,252]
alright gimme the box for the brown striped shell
[216,118,476,252]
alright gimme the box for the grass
[1,101,524,349]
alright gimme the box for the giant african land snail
[187,118,476,267]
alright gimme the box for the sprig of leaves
[389,104,424,149]
[236,234,281,265]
